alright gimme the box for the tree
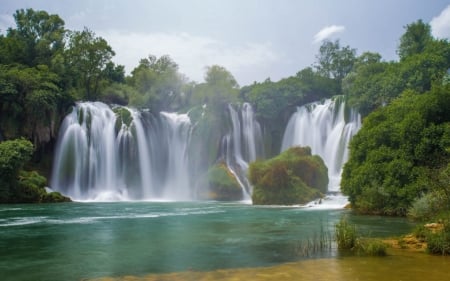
[127,54,184,110]
[2,8,65,66]
[315,40,356,85]
[0,138,33,202]
[341,86,450,215]
[190,65,239,112]
[65,28,115,100]
[398,19,433,61]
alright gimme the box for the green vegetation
[341,19,450,217]
[0,139,69,203]
[335,218,387,256]
[249,146,328,205]
[0,7,448,212]
[341,87,450,216]
[204,163,242,201]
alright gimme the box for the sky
[1,0,450,86]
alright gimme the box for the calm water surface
[0,202,414,281]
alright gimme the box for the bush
[426,225,450,255]
[408,191,448,221]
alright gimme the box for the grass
[295,226,333,257]
[334,217,387,256]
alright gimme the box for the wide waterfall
[51,102,193,201]
[222,103,264,200]
[51,101,263,202]
[281,97,361,199]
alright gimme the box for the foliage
[342,86,450,216]
[345,21,450,116]
[354,238,387,256]
[335,217,387,256]
[189,65,239,114]
[0,8,65,67]
[335,217,357,250]
[113,107,133,130]
[205,163,242,201]
[65,28,116,100]
[127,55,185,111]
[397,20,433,61]
[249,146,328,205]
[314,39,357,85]
[0,139,34,202]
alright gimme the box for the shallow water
[90,250,450,281]
[0,202,415,280]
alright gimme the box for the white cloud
[430,4,450,39]
[313,25,345,43]
[0,14,14,34]
[98,31,280,85]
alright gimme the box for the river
[0,201,416,280]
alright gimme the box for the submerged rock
[249,146,328,205]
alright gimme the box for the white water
[281,97,361,208]
[223,103,264,199]
[51,102,194,201]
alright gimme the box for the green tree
[341,86,450,215]
[0,138,33,202]
[127,54,184,110]
[190,65,239,112]
[315,40,356,87]
[0,9,65,66]
[398,19,433,61]
[65,28,115,100]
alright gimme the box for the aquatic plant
[335,217,357,250]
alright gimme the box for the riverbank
[88,246,450,281]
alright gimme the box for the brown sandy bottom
[89,249,450,281]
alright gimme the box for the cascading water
[223,103,264,200]
[159,112,192,200]
[51,102,194,201]
[281,97,361,207]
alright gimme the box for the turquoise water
[0,202,414,281]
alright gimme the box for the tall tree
[397,19,433,61]
[65,28,115,100]
[128,54,184,110]
[3,8,65,66]
[315,40,356,84]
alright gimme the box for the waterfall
[223,103,264,200]
[159,112,192,200]
[51,102,193,201]
[281,97,361,196]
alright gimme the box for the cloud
[313,25,345,43]
[0,14,14,34]
[98,31,280,85]
[430,4,450,39]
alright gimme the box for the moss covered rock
[205,162,243,201]
[249,146,328,205]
